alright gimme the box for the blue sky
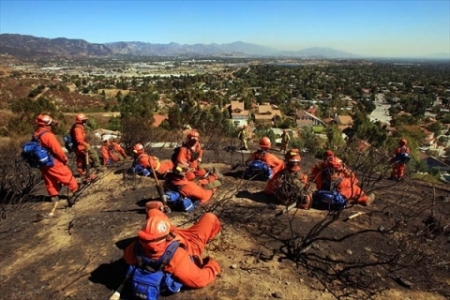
[1,0,449,57]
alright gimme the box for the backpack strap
[255,150,267,161]
[134,241,180,272]
[33,130,49,142]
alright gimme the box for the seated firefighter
[245,137,285,180]
[123,209,222,299]
[389,138,411,181]
[174,129,208,181]
[264,149,312,209]
[310,150,356,189]
[163,164,223,210]
[131,143,174,178]
[100,136,128,166]
[312,157,375,209]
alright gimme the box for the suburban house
[420,154,450,172]
[152,114,168,127]
[295,110,326,127]
[335,115,354,130]
[227,100,249,127]
[253,103,282,123]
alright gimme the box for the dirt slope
[0,149,449,300]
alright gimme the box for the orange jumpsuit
[250,150,285,176]
[123,213,221,289]
[390,146,410,179]
[72,124,90,175]
[265,167,311,208]
[176,142,207,181]
[100,141,127,166]
[164,174,220,205]
[137,153,174,176]
[310,157,356,189]
[323,172,369,206]
[34,128,78,196]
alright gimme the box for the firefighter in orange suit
[123,209,221,288]
[70,113,104,177]
[175,130,207,181]
[132,143,174,177]
[34,114,78,203]
[249,137,285,176]
[322,157,375,206]
[164,165,223,205]
[265,149,311,209]
[100,137,128,166]
[390,138,410,181]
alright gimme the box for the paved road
[370,93,392,124]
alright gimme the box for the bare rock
[272,291,284,298]
[230,264,237,269]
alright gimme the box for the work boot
[67,191,76,207]
[212,167,224,180]
[367,193,376,206]
[204,180,222,190]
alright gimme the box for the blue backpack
[63,134,76,153]
[164,191,198,212]
[130,241,183,300]
[132,164,151,177]
[394,147,410,164]
[64,124,80,153]
[21,131,54,168]
[312,190,347,211]
[244,160,273,180]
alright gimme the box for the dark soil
[1,148,449,300]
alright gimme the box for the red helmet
[259,137,271,149]
[399,138,407,146]
[173,164,189,177]
[75,113,88,124]
[35,114,54,126]
[138,209,171,244]
[324,150,335,159]
[133,143,144,154]
[188,130,200,141]
[286,149,301,163]
[327,157,343,171]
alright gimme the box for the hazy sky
[1,0,449,57]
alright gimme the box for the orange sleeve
[123,241,138,265]
[180,182,214,205]
[264,172,280,194]
[39,131,68,164]
[100,146,109,165]
[115,144,127,157]
[73,126,87,147]
[266,154,284,175]
[177,147,190,167]
[139,154,150,168]
[165,247,219,289]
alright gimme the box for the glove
[204,257,221,276]
[85,143,91,151]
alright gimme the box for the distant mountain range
[0,33,448,60]
[0,33,360,59]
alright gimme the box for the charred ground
[0,149,449,300]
